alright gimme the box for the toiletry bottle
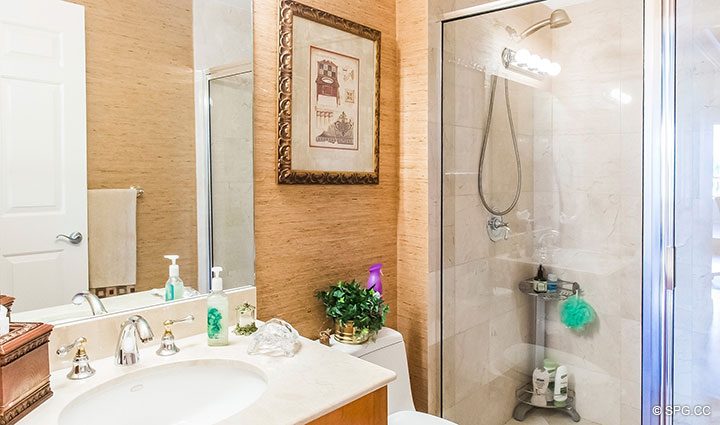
[531,367,550,407]
[534,264,547,293]
[543,358,558,402]
[207,266,229,346]
[163,255,184,301]
[547,273,558,292]
[367,263,383,295]
[554,365,569,407]
[0,306,9,336]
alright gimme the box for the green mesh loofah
[560,295,596,331]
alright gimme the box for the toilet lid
[389,411,458,425]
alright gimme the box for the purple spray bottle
[367,263,383,295]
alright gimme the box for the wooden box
[0,323,53,425]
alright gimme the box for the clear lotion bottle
[207,266,229,346]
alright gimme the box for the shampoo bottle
[531,367,550,407]
[163,255,185,301]
[533,264,547,293]
[207,266,229,346]
[554,365,569,407]
[543,358,558,402]
[547,273,558,292]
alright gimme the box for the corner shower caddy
[512,278,582,422]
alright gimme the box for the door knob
[56,231,83,245]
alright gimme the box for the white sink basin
[58,359,267,425]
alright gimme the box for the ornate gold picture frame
[277,0,381,184]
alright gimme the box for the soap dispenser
[163,255,185,301]
[207,266,229,346]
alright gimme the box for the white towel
[88,189,137,289]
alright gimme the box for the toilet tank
[329,327,416,414]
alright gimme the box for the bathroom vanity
[19,316,394,424]
[6,287,394,424]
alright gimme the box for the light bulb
[539,58,552,74]
[548,62,561,76]
[514,49,530,65]
[527,54,541,71]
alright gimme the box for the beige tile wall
[540,1,643,423]
[437,4,551,423]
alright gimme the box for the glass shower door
[207,70,255,289]
[673,1,720,423]
[441,1,643,424]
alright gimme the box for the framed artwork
[277,0,381,184]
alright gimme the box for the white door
[0,0,87,313]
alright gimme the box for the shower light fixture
[502,48,561,78]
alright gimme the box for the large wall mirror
[0,0,254,324]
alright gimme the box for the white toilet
[329,327,457,425]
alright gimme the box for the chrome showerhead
[549,9,572,29]
[519,9,572,40]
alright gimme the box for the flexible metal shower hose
[477,74,522,217]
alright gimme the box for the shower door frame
[438,0,677,423]
[195,63,255,293]
[642,0,676,424]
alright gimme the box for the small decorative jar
[234,303,257,336]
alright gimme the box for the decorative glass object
[234,303,257,336]
[247,319,300,357]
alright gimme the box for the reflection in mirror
[1,0,254,325]
[208,70,255,286]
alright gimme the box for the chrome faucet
[487,215,511,242]
[72,291,108,316]
[56,336,95,380]
[116,315,154,366]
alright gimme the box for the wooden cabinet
[309,386,387,425]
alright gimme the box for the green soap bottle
[207,266,229,346]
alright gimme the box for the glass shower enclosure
[440,0,720,424]
[440,1,643,424]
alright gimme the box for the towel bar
[130,186,144,197]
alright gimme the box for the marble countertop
[20,328,396,425]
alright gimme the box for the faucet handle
[487,215,512,242]
[156,314,194,356]
[57,337,96,380]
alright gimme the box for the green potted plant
[316,280,389,344]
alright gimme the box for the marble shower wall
[538,1,643,424]
[440,4,552,423]
[439,1,643,424]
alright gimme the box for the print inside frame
[277,0,381,184]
